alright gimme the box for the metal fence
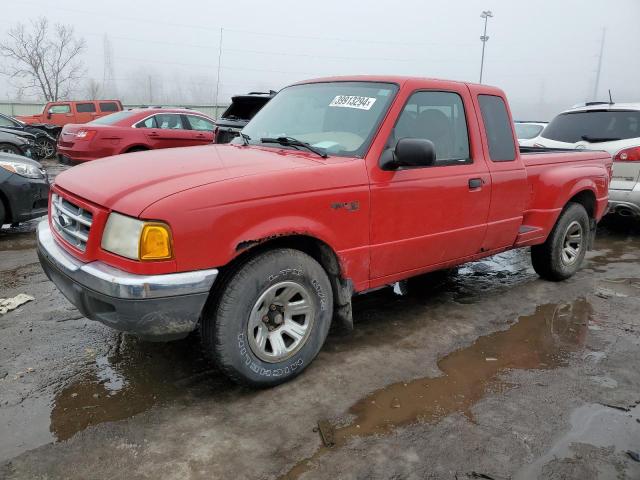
[0,102,228,119]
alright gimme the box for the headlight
[0,159,44,178]
[101,212,173,261]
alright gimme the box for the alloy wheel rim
[247,281,315,363]
[37,139,55,158]
[561,221,583,266]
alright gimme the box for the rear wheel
[201,248,333,387]
[0,143,21,155]
[531,202,590,281]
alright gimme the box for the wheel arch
[122,144,150,154]
[217,233,354,331]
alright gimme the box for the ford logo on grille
[58,213,72,228]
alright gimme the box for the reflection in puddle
[50,334,221,441]
[515,403,640,479]
[284,299,592,479]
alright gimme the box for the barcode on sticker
[329,95,377,110]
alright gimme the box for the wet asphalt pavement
[1,160,639,479]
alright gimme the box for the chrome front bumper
[37,220,219,340]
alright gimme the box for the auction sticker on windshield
[329,95,377,110]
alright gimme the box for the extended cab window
[392,91,470,165]
[76,103,96,113]
[478,95,516,161]
[186,115,215,131]
[49,104,71,114]
[99,102,119,112]
[156,114,184,130]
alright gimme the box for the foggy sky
[2,0,639,120]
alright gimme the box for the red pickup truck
[37,76,612,387]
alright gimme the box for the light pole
[479,10,493,84]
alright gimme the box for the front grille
[51,193,93,251]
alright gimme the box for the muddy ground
[1,160,639,479]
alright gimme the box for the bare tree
[0,17,86,101]
[84,78,102,100]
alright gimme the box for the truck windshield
[541,110,640,143]
[240,82,398,157]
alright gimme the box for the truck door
[74,102,97,124]
[45,103,73,126]
[471,91,529,251]
[369,88,491,280]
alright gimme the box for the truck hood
[54,144,325,216]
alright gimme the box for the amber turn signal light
[139,223,173,261]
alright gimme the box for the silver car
[530,102,640,218]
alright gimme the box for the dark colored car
[214,91,275,144]
[0,129,35,159]
[0,152,49,227]
[0,113,57,159]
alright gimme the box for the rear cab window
[478,95,516,161]
[542,110,640,143]
[76,103,96,113]
[99,102,120,113]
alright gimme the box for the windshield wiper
[240,132,250,145]
[260,136,328,158]
[581,135,622,143]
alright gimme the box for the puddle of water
[514,403,640,479]
[49,334,223,441]
[283,299,592,479]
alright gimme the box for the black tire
[201,248,333,387]
[0,200,6,227]
[531,202,590,281]
[0,143,21,156]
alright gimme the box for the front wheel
[35,137,56,159]
[531,202,590,281]
[201,248,333,387]
[0,143,22,156]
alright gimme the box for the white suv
[531,103,640,218]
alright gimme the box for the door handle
[148,132,160,137]
[468,178,483,189]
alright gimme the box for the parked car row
[519,102,640,219]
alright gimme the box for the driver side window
[392,91,471,165]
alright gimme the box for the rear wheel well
[214,235,354,331]
[568,190,596,218]
[125,146,149,153]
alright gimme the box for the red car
[56,108,216,163]
[38,76,612,387]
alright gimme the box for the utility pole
[214,27,223,119]
[148,75,153,104]
[479,10,493,84]
[593,28,606,100]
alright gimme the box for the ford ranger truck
[37,76,612,387]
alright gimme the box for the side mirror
[380,138,436,170]
[47,109,53,119]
